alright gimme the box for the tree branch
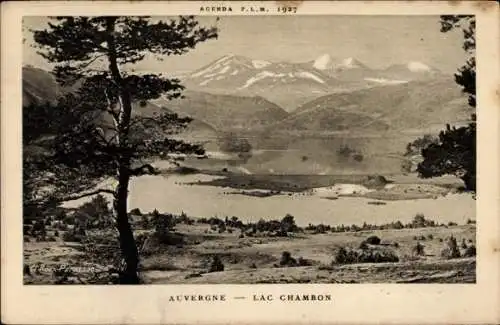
[75,54,107,71]
[129,163,159,176]
[59,188,116,202]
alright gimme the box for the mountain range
[22,54,472,174]
[180,54,447,111]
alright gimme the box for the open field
[24,213,476,284]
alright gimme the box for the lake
[117,174,475,226]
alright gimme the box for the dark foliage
[28,16,218,283]
[463,244,476,257]
[279,251,298,267]
[412,242,425,256]
[208,255,224,272]
[129,208,142,216]
[73,194,113,230]
[333,247,399,265]
[417,123,476,192]
[364,235,381,245]
[415,16,476,192]
[441,235,461,259]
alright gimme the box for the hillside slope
[153,90,288,131]
[281,77,471,133]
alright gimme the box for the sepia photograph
[21,13,479,285]
[2,1,499,324]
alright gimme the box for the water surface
[124,174,475,226]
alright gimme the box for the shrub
[364,235,381,245]
[208,256,224,272]
[412,242,425,256]
[32,220,46,236]
[333,246,399,264]
[427,234,434,240]
[54,230,59,237]
[23,264,31,276]
[333,247,352,264]
[352,153,364,162]
[412,213,426,227]
[62,230,85,242]
[461,238,468,249]
[23,224,31,235]
[140,215,150,229]
[360,250,399,263]
[152,213,175,236]
[53,208,67,221]
[463,245,476,257]
[441,236,461,259]
[280,214,298,233]
[74,194,113,229]
[129,208,142,216]
[63,215,76,225]
[280,251,297,267]
[35,235,46,242]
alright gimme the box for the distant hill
[153,90,288,131]
[285,77,472,132]
[378,61,444,81]
[22,66,60,106]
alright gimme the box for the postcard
[1,1,499,324]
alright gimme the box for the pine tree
[415,15,476,192]
[29,16,218,283]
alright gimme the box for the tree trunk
[105,17,140,284]
[113,166,139,284]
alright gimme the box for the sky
[23,15,468,74]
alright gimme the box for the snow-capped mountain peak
[313,54,333,70]
[189,54,253,80]
[313,55,367,71]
